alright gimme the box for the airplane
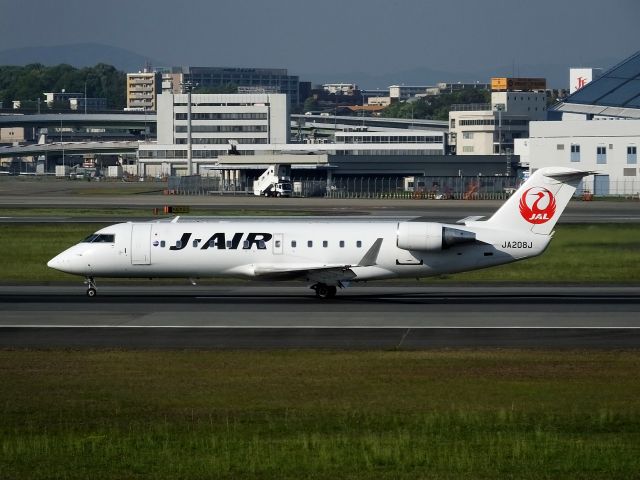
[48,167,591,298]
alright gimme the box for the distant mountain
[0,42,165,72]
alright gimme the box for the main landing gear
[84,277,97,297]
[311,283,337,299]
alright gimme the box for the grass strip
[1,223,639,283]
[0,349,639,479]
[0,207,313,218]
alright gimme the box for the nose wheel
[84,277,97,297]
[311,283,337,299]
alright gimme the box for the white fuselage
[47,219,551,282]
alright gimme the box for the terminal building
[516,50,640,196]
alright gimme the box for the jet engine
[396,222,476,251]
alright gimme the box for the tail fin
[486,167,593,235]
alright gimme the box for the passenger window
[275,240,281,248]
[258,240,266,249]
[175,241,182,249]
[339,240,345,248]
[323,241,328,248]
[307,240,313,247]
[226,240,232,248]
[356,241,362,248]
[291,240,297,248]
[192,240,199,247]
[243,240,250,249]
[160,241,166,248]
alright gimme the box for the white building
[323,83,358,95]
[515,120,640,196]
[139,92,289,176]
[389,85,431,102]
[449,90,547,155]
[334,130,444,155]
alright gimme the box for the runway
[2,285,640,348]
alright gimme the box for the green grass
[0,207,313,217]
[2,223,639,284]
[1,349,639,479]
[444,223,640,283]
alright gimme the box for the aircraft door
[273,233,284,255]
[131,224,152,265]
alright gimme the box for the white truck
[253,164,292,197]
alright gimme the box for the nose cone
[47,247,91,275]
[47,253,66,272]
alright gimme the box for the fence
[579,178,640,198]
[323,176,515,200]
[166,175,520,200]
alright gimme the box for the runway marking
[2,325,640,329]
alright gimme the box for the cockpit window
[82,233,115,243]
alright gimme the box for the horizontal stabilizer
[456,215,485,224]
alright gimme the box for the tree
[193,83,238,94]
[0,63,127,110]
[381,89,490,121]
[302,96,318,113]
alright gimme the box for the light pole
[494,103,504,155]
[180,81,197,176]
[59,114,65,170]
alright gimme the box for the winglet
[358,238,383,267]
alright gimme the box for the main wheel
[315,284,337,299]
[86,287,97,297]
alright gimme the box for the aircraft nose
[47,253,66,271]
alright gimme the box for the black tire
[316,284,337,299]
[86,287,97,298]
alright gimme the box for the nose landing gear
[311,283,337,299]
[84,277,97,297]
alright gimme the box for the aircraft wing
[252,263,358,282]
[251,237,384,282]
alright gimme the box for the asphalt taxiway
[1,285,639,348]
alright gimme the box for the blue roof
[564,51,640,109]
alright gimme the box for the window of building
[450,118,456,128]
[291,240,297,248]
[628,145,637,164]
[462,146,474,153]
[307,240,313,247]
[570,144,581,162]
[462,132,474,139]
[597,145,607,164]
[623,168,637,176]
[356,241,362,248]
[339,240,345,248]
[556,144,565,150]
[323,240,328,248]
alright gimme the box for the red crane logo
[519,187,556,224]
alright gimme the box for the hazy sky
[1,0,638,76]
